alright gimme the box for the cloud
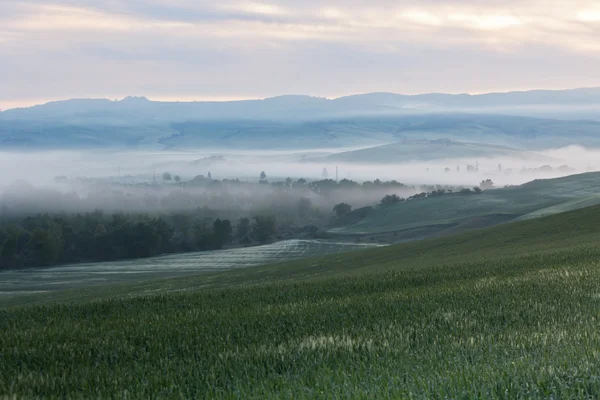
[222,2,287,16]
[577,8,600,22]
[3,4,193,32]
[1,0,600,109]
[4,1,598,45]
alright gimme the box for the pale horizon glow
[2,0,600,110]
[4,83,600,111]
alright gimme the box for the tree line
[332,183,491,216]
[0,211,276,269]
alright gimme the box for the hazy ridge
[1,88,600,151]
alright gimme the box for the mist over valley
[6,0,600,396]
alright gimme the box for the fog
[1,144,599,216]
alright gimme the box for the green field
[0,239,378,300]
[4,204,600,397]
[315,138,536,164]
[331,171,600,237]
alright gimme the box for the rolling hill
[335,86,600,116]
[5,203,600,397]
[330,171,600,238]
[4,87,600,121]
[311,138,537,164]
[1,113,600,150]
[2,88,600,150]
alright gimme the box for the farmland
[331,171,600,237]
[0,239,378,299]
[3,204,600,397]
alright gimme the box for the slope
[4,204,600,397]
[330,171,600,236]
[334,87,600,109]
[314,138,535,163]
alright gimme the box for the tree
[380,194,403,206]
[339,179,359,189]
[128,221,158,258]
[0,229,17,268]
[297,197,312,217]
[259,171,268,184]
[322,168,329,179]
[473,186,483,194]
[285,177,293,188]
[93,223,110,259]
[174,175,181,184]
[252,215,276,244]
[237,217,251,240]
[28,228,62,266]
[149,217,174,254]
[208,171,212,180]
[333,203,352,217]
[429,189,446,197]
[162,172,172,182]
[213,219,232,249]
[480,179,494,190]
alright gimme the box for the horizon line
[2,85,600,112]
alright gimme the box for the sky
[1,0,600,110]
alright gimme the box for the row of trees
[332,182,493,216]
[0,212,277,269]
[161,172,181,184]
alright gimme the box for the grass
[0,239,378,297]
[331,171,600,236]
[320,138,529,163]
[4,205,600,397]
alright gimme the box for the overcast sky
[1,0,600,109]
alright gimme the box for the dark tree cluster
[480,179,495,189]
[0,211,276,270]
[380,194,404,206]
[333,203,353,217]
[309,179,408,194]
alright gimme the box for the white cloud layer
[1,0,600,109]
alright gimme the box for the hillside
[336,87,600,112]
[4,205,600,397]
[312,138,535,164]
[1,113,600,150]
[330,171,600,237]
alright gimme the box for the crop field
[331,171,600,236]
[3,205,600,397]
[0,239,378,298]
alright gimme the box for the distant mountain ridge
[336,87,600,108]
[3,87,600,121]
[1,87,600,150]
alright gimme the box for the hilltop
[309,138,539,164]
[330,171,600,239]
